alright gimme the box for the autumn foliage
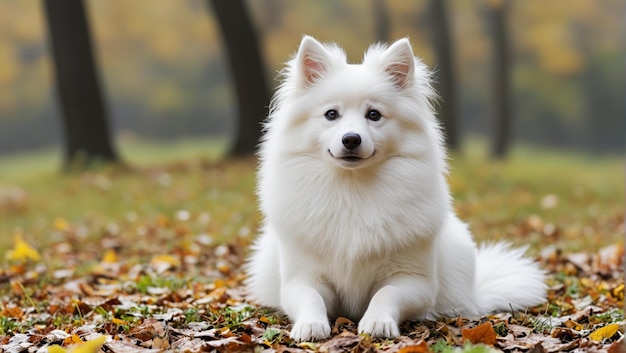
[0,152,623,352]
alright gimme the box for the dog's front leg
[281,280,331,342]
[358,275,435,338]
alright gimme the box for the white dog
[246,36,546,342]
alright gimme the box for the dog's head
[265,36,443,171]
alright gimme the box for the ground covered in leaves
[0,143,624,352]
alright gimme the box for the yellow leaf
[150,254,180,267]
[111,317,126,325]
[589,323,619,341]
[64,335,82,345]
[219,327,232,337]
[54,217,70,231]
[611,283,624,301]
[48,346,67,353]
[579,277,593,288]
[6,234,40,262]
[48,335,107,353]
[259,316,272,324]
[101,249,118,263]
[156,214,170,227]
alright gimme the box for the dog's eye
[366,109,381,121]
[324,109,339,121]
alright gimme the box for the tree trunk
[487,0,510,159]
[43,0,119,169]
[430,0,458,151]
[372,0,390,43]
[209,0,270,157]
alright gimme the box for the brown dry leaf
[397,340,431,353]
[607,338,624,353]
[151,337,170,350]
[335,317,356,326]
[106,339,161,353]
[527,342,547,353]
[204,336,242,348]
[1,305,24,318]
[563,319,583,331]
[319,334,374,353]
[550,327,580,341]
[462,322,497,346]
[332,317,357,335]
[130,319,166,341]
[506,323,533,338]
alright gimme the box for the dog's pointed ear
[296,36,331,87]
[382,38,415,89]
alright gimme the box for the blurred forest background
[0,0,623,160]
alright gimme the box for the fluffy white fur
[246,36,546,342]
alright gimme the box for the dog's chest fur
[262,157,447,258]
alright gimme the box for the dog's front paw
[290,320,331,342]
[358,316,400,338]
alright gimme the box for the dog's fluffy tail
[474,243,546,313]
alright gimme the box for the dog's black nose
[342,133,361,150]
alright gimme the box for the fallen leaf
[102,249,118,263]
[130,318,165,341]
[152,337,170,350]
[48,335,106,353]
[106,339,161,353]
[0,334,32,352]
[607,338,624,353]
[462,322,497,346]
[332,317,357,335]
[64,335,82,345]
[6,234,40,262]
[527,342,547,353]
[319,334,373,353]
[550,327,580,341]
[588,323,619,341]
[150,254,180,273]
[611,283,624,301]
[53,217,70,231]
[259,316,272,324]
[1,306,23,318]
[506,323,533,338]
[563,319,583,331]
[111,318,126,326]
[397,340,431,353]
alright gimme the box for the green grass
[450,138,623,251]
[0,136,227,182]
[0,137,622,256]
[0,137,250,255]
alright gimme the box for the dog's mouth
[328,150,375,165]
[340,155,363,162]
